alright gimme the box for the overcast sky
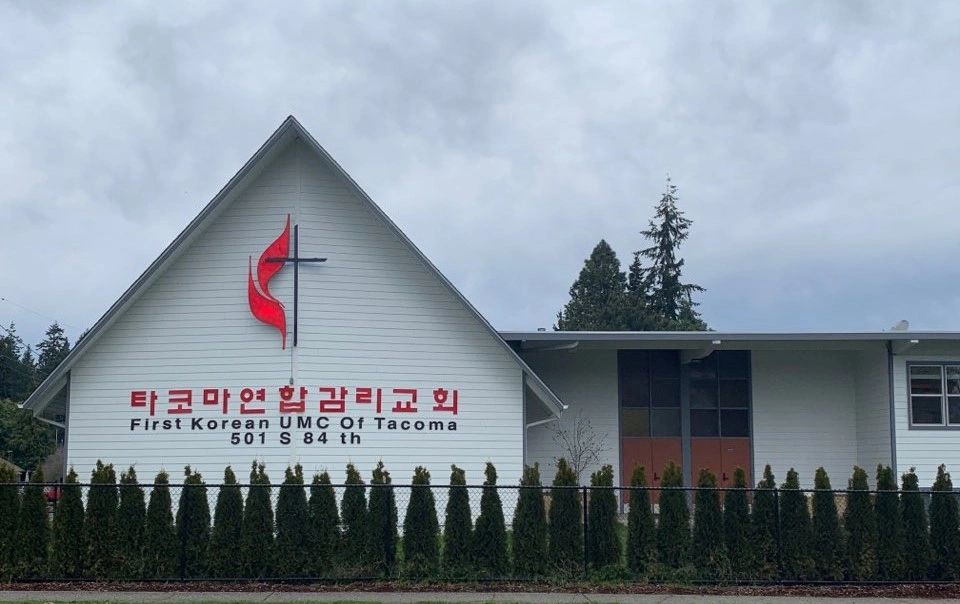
[1,1,959,347]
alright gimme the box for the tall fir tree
[692,468,726,578]
[241,461,274,578]
[35,322,70,383]
[874,465,904,580]
[0,398,55,470]
[751,465,779,579]
[844,466,877,580]
[176,466,210,579]
[275,464,310,577]
[554,240,628,330]
[17,346,36,401]
[811,467,843,580]
[142,470,177,578]
[587,464,621,570]
[512,464,548,578]
[13,466,48,578]
[402,466,440,578]
[50,467,85,578]
[442,465,473,578]
[634,178,706,330]
[929,464,960,579]
[656,461,689,568]
[0,463,19,580]
[308,472,339,578]
[723,467,751,578]
[473,462,509,577]
[85,460,118,579]
[901,468,931,580]
[626,465,656,575]
[340,463,368,572]
[367,461,398,577]
[548,458,583,573]
[207,466,244,578]
[117,466,146,578]
[779,468,814,579]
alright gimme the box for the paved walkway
[0,592,957,603]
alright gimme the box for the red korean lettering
[318,386,347,413]
[239,387,267,414]
[201,388,231,414]
[167,389,193,415]
[355,387,383,413]
[432,388,458,414]
[279,385,308,414]
[130,390,158,416]
[392,387,417,413]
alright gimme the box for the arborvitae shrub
[751,465,779,579]
[207,466,244,578]
[0,464,18,580]
[474,462,509,577]
[241,462,274,578]
[901,468,931,580]
[116,467,145,578]
[443,465,473,578]
[402,466,439,578]
[50,467,85,579]
[692,468,725,577]
[779,468,813,579]
[340,463,368,572]
[657,461,689,568]
[308,472,339,577]
[626,465,656,575]
[275,465,310,578]
[587,464,621,571]
[811,467,843,580]
[875,465,904,580]
[513,464,547,578]
[844,466,877,580]
[142,470,177,578]
[14,467,49,578]
[85,460,118,578]
[930,464,960,579]
[723,467,751,578]
[176,466,210,578]
[548,458,583,573]
[367,461,398,577]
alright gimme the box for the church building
[23,117,960,490]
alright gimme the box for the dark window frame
[907,361,960,430]
[689,351,751,438]
[618,350,681,437]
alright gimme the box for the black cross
[266,224,326,347]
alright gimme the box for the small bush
[901,468,931,580]
[142,470,177,578]
[443,465,473,578]
[340,463,368,572]
[691,468,725,577]
[241,462,274,578]
[308,471,339,577]
[513,464,547,578]
[176,466,210,578]
[207,466,244,578]
[0,464,18,580]
[548,458,583,573]
[723,467,751,578]
[751,465,779,579]
[874,465,904,580]
[779,468,813,579]
[626,465,655,575]
[844,466,877,580]
[811,467,843,580]
[85,461,118,578]
[474,462,509,577]
[116,467,145,578]
[367,461,398,577]
[275,464,310,578]
[50,467,85,579]
[402,466,439,578]
[657,461,689,568]
[930,464,960,579]
[587,464,620,571]
[13,467,49,578]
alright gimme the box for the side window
[619,350,681,437]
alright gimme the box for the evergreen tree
[751,465,779,579]
[116,466,145,578]
[0,463,19,580]
[142,470,177,578]
[626,465,656,575]
[657,461,689,568]
[723,468,751,578]
[308,471,339,578]
[929,464,960,579]
[402,466,439,578]
[241,462,274,578]
[0,398,55,470]
[474,462,509,577]
[779,468,813,579]
[176,466,210,578]
[0,323,22,400]
[811,467,843,580]
[874,465,904,580]
[85,460,118,578]
[16,346,36,401]
[35,322,70,383]
[624,254,659,331]
[340,463,368,572]
[50,468,85,578]
[443,465,473,578]
[512,464,547,578]
[901,468,931,580]
[554,240,628,330]
[367,461,398,577]
[844,466,877,580]
[13,467,49,578]
[635,178,706,330]
[548,458,583,573]
[274,464,310,578]
[207,466,244,578]
[587,464,620,570]
[691,468,725,577]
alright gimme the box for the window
[689,351,751,437]
[909,363,960,427]
[619,350,681,437]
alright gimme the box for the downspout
[886,340,898,476]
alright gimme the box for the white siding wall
[67,139,524,488]
[854,347,892,482]
[752,350,858,488]
[523,349,620,485]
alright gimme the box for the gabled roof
[24,116,567,416]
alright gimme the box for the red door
[691,437,723,483]
[650,437,682,502]
[620,438,652,505]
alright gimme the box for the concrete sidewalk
[0,592,957,603]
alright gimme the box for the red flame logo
[248,215,290,348]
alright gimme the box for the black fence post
[773,487,783,579]
[581,486,589,579]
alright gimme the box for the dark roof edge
[500,330,960,342]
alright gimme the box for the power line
[0,297,78,330]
